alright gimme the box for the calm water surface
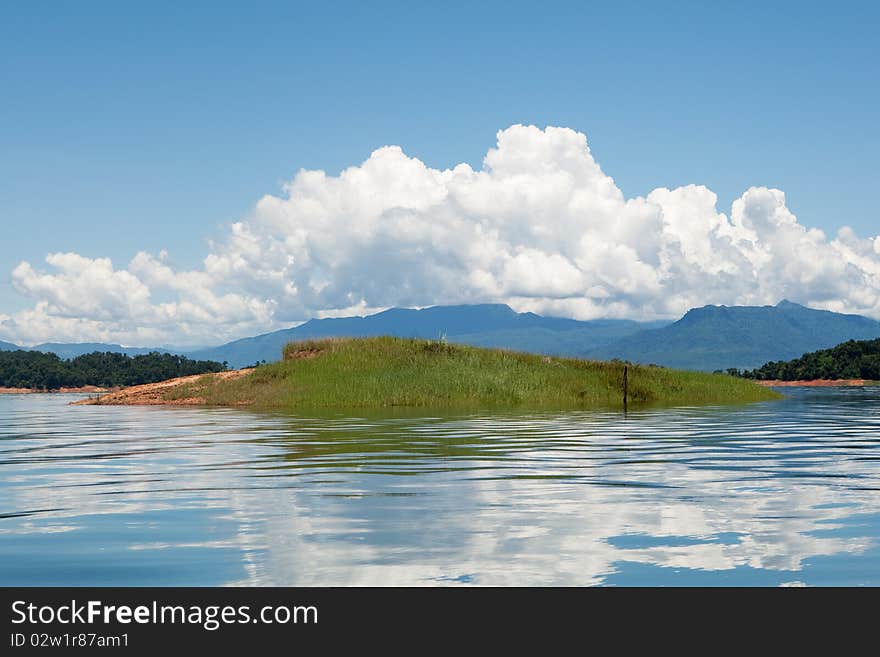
[1,388,879,586]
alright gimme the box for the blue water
[1,387,879,586]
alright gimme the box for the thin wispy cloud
[3,124,879,346]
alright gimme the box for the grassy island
[140,337,779,409]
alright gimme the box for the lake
[1,387,879,586]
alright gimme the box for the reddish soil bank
[756,379,870,387]
[72,369,252,406]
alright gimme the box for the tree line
[723,338,880,381]
[0,350,227,390]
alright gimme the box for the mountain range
[0,342,171,359]
[587,300,880,370]
[185,304,667,367]
[3,300,880,371]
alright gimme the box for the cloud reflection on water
[1,388,879,586]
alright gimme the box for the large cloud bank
[3,124,880,346]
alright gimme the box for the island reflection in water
[1,387,879,586]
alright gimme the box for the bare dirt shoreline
[71,369,253,406]
[756,379,870,387]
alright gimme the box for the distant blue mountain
[187,304,667,368]
[28,343,173,359]
[588,300,880,371]
[7,300,880,372]
[0,341,170,359]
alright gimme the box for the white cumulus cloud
[2,124,880,346]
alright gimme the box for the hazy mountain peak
[678,304,728,322]
[590,301,880,370]
[776,299,805,309]
[680,300,808,323]
[185,303,666,367]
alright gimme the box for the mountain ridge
[186,304,667,367]
[4,301,880,372]
[588,300,880,371]
[0,342,173,359]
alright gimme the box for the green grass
[164,336,781,410]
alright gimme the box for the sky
[1,1,878,347]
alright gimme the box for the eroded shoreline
[71,369,252,406]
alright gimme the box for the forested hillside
[741,339,880,381]
[0,351,226,390]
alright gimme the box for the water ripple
[0,387,879,585]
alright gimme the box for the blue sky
[1,1,878,345]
